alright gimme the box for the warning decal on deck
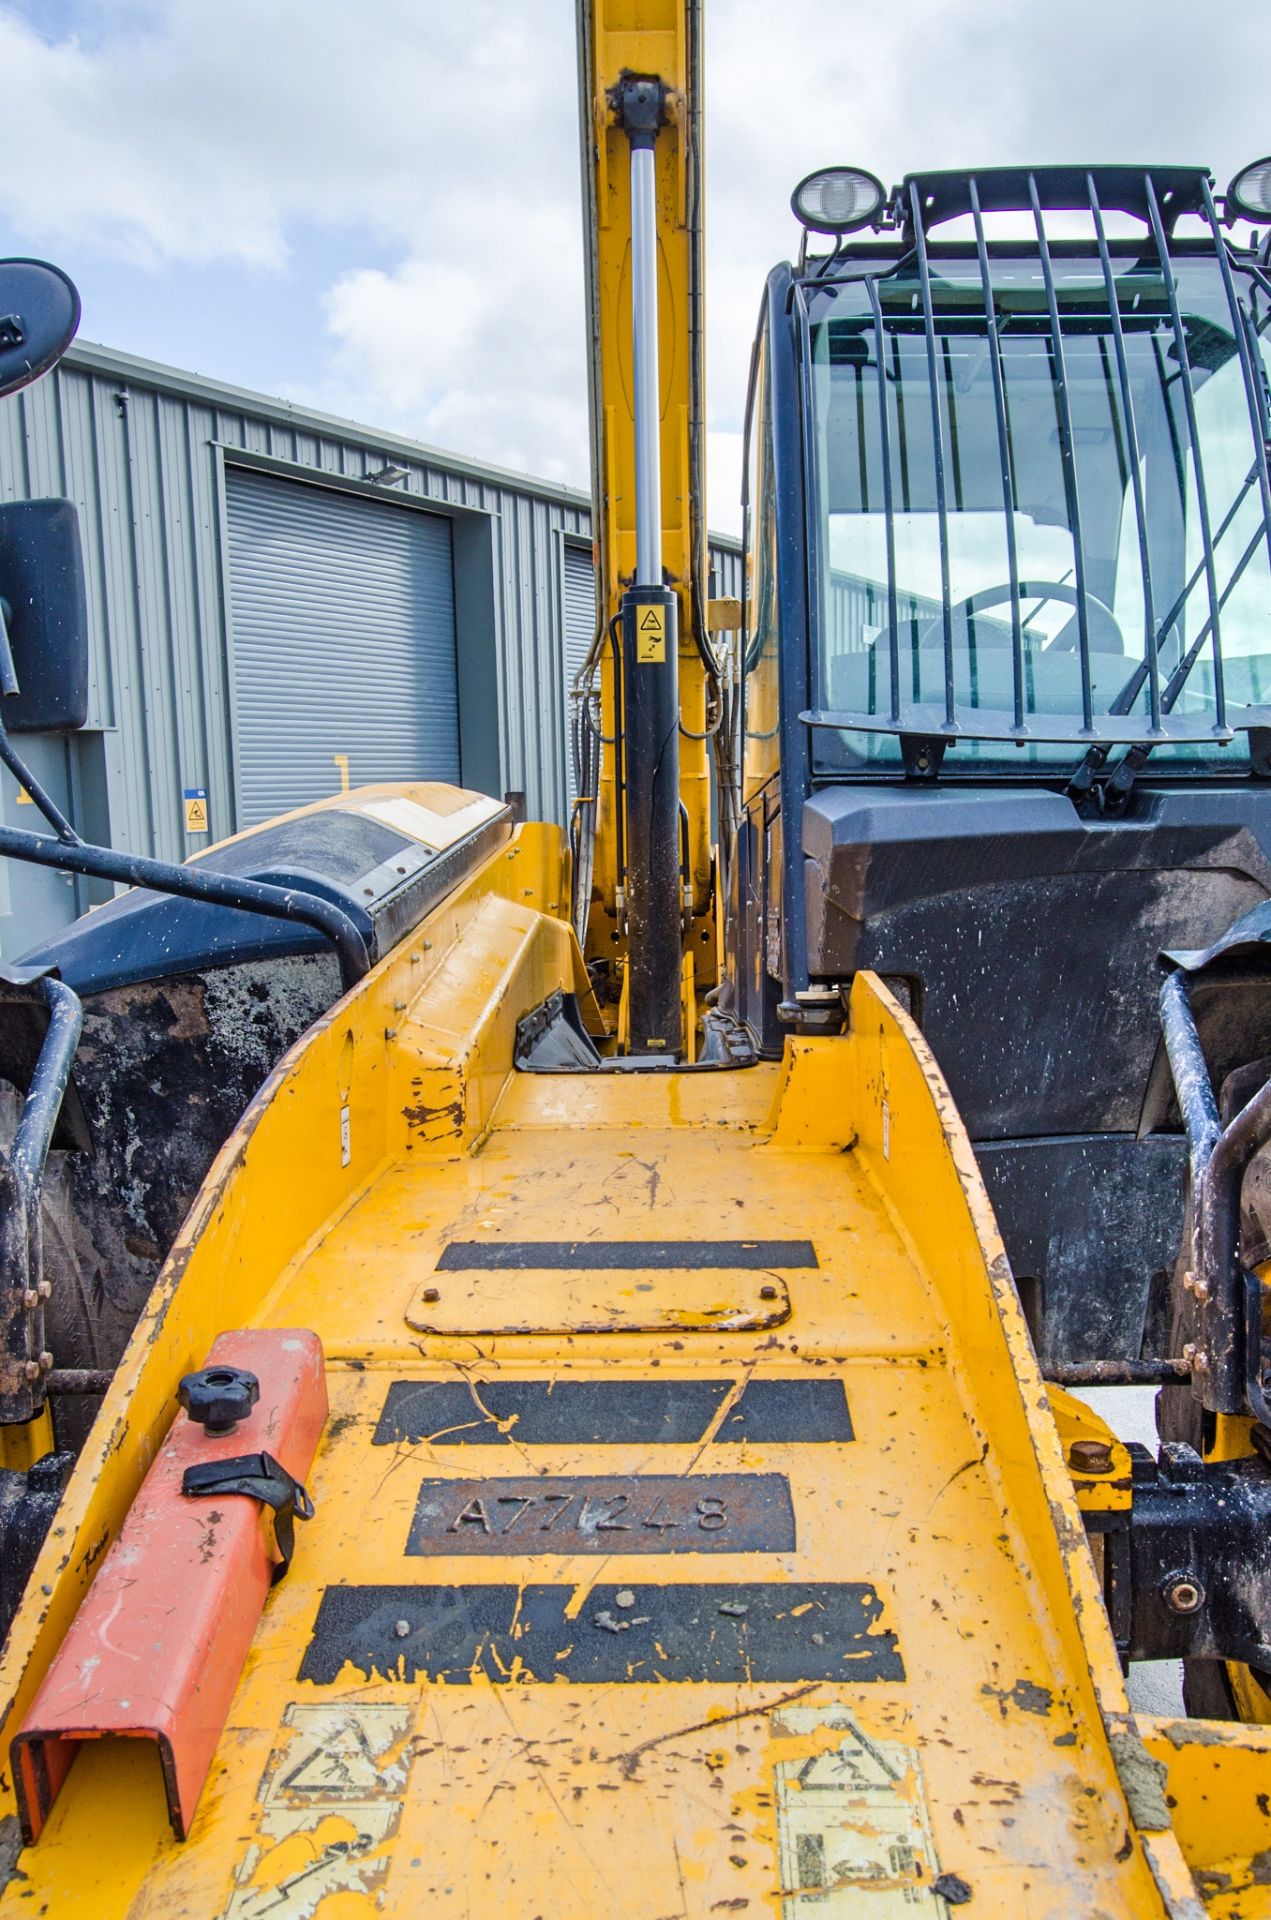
[225,1704,413,1918]
[299,1581,905,1686]
[406,1472,795,1554]
[771,1703,947,1917]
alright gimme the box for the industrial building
[0,339,740,957]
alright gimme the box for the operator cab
[732,161,1271,1374]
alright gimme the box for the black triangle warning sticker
[280,1716,387,1797]
[639,607,663,631]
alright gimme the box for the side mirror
[0,259,80,402]
[0,259,88,734]
[0,500,90,732]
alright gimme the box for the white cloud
[1,0,1269,530]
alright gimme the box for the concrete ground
[1073,1385,1185,1716]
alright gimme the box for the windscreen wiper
[1066,462,1266,804]
[1084,502,1271,806]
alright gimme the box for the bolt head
[1163,1573,1205,1615]
[1069,1439,1114,1475]
[421,1287,441,1304]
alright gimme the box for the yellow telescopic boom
[573,0,718,1055]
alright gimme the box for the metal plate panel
[299,1582,904,1685]
[372,1376,854,1446]
[405,1473,795,1554]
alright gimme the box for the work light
[1227,157,1271,222]
[790,166,886,235]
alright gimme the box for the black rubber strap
[181,1450,315,1584]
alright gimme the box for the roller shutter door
[226,468,460,827]
[563,543,597,808]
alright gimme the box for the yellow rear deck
[0,824,1260,1916]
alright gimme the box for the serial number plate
[406,1473,795,1555]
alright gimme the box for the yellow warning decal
[771,1702,947,1912]
[636,603,666,663]
[183,787,208,833]
[227,1704,413,1917]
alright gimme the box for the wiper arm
[1067,464,1262,802]
[1100,503,1271,804]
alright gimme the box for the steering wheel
[915,580,1125,656]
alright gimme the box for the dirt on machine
[0,5,1270,1915]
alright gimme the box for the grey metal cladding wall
[562,543,596,807]
[0,339,740,861]
[225,468,459,826]
[710,541,743,602]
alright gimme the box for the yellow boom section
[575,0,716,981]
[0,788,1260,1914]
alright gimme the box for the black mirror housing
[0,500,90,732]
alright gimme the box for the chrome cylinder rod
[630,140,662,586]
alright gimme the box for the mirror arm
[0,716,81,846]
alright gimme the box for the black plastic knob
[178,1365,260,1435]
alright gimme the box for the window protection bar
[1201,177,1271,579]
[907,179,956,728]
[1144,172,1226,730]
[1029,173,1094,732]
[968,177,1026,732]
[1087,173,1161,732]
[798,165,1271,751]
[865,276,902,724]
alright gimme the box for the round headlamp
[1227,156,1271,223]
[790,166,887,235]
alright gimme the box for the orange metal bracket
[13,1327,327,1842]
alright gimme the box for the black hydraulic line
[1028,173,1094,731]
[969,177,1025,732]
[1145,173,1226,729]
[1160,964,1271,1416]
[13,980,81,1218]
[1088,175,1161,732]
[0,825,371,988]
[608,613,627,889]
[865,276,902,723]
[1201,179,1271,579]
[907,181,956,728]
[0,976,82,1422]
[1159,969,1222,1186]
[1197,1070,1271,1413]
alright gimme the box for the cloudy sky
[2,0,1269,533]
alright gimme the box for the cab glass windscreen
[805,247,1271,776]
